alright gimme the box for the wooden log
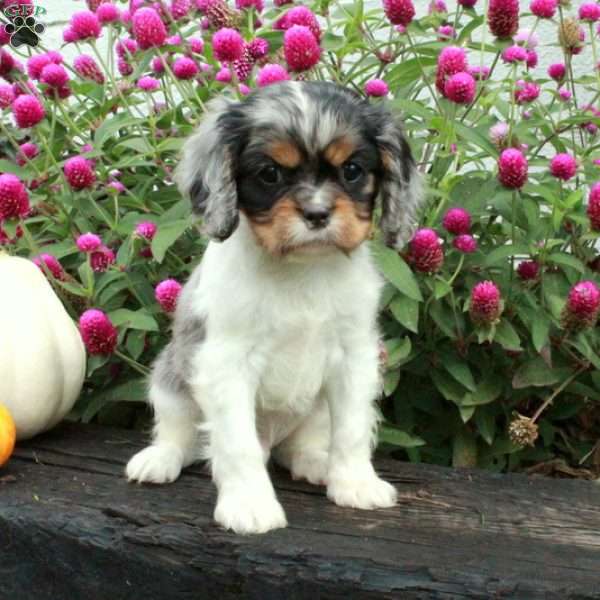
[1,423,599,599]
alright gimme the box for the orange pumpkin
[0,403,16,467]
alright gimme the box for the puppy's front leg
[192,345,287,535]
[325,340,397,510]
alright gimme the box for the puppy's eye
[257,165,282,185]
[342,162,363,183]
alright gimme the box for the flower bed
[0,0,599,472]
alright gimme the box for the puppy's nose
[302,205,330,229]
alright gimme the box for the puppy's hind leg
[272,397,330,486]
[126,346,202,484]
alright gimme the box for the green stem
[114,350,152,376]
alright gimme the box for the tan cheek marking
[363,173,376,196]
[267,141,302,168]
[324,136,356,167]
[243,197,301,255]
[332,195,373,251]
[380,149,394,170]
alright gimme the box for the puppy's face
[176,81,422,253]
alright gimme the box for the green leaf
[475,407,496,445]
[512,357,561,389]
[429,300,458,339]
[151,219,191,263]
[531,313,551,353]
[126,329,146,360]
[439,349,476,391]
[389,294,419,333]
[81,377,148,423]
[482,244,530,268]
[547,252,586,274]
[321,32,346,51]
[434,279,452,300]
[386,336,412,367]
[378,424,426,448]
[459,405,476,423]
[370,242,422,301]
[0,159,31,178]
[432,370,467,404]
[462,374,503,406]
[383,369,401,396]
[94,113,139,148]
[494,319,522,351]
[86,354,109,378]
[109,308,158,331]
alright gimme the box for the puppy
[126,81,422,535]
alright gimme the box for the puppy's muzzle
[302,205,331,229]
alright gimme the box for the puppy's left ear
[370,106,423,249]
[174,97,239,241]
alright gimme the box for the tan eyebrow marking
[266,140,302,168]
[324,136,356,167]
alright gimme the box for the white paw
[327,470,397,510]
[126,443,184,484]
[291,450,329,486]
[214,485,287,535]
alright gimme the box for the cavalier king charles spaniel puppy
[126,81,422,535]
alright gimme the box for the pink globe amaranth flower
[284,25,321,72]
[0,48,15,79]
[233,46,254,81]
[514,81,540,104]
[138,75,160,91]
[27,53,53,80]
[408,228,444,273]
[33,254,65,281]
[236,0,264,11]
[489,122,510,148]
[63,27,79,43]
[548,63,566,81]
[444,72,476,104]
[514,28,539,49]
[135,221,157,240]
[107,180,126,193]
[277,6,321,40]
[215,66,232,82]
[73,54,105,84]
[468,65,490,80]
[172,56,199,79]
[526,50,538,69]
[40,63,69,88]
[166,34,183,45]
[12,94,45,128]
[383,0,415,26]
[189,37,205,54]
[429,0,447,13]
[365,79,389,97]
[171,0,192,19]
[0,173,29,220]
[64,156,96,190]
[502,45,527,64]
[561,281,600,330]
[96,2,121,23]
[256,63,290,86]
[453,234,478,253]
[470,281,502,326]
[116,38,138,57]
[488,0,519,38]
[76,232,102,252]
[498,148,528,189]
[247,37,269,60]
[155,279,182,313]
[579,2,600,21]
[212,27,244,62]
[443,207,471,235]
[151,55,166,73]
[0,26,10,46]
[438,25,456,40]
[117,58,133,76]
[79,309,118,355]
[238,83,251,95]
[71,10,102,39]
[458,0,477,6]
[550,153,577,180]
[530,0,557,18]
[132,7,167,49]
[16,142,39,166]
[587,183,600,230]
[0,83,14,109]
[517,260,539,280]
[435,46,467,93]
[90,245,116,272]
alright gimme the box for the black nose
[302,205,330,229]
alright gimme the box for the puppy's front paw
[327,469,397,510]
[214,486,287,535]
[126,444,184,484]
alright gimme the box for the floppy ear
[174,97,239,241]
[372,108,423,249]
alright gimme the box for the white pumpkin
[0,251,86,439]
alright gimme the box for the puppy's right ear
[174,97,239,241]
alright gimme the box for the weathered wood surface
[1,424,600,599]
